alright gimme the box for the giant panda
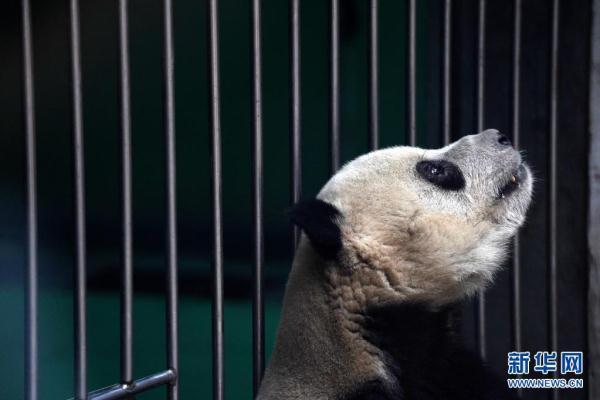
[257,129,533,400]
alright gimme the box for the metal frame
[208,0,224,398]
[589,0,600,398]
[548,1,560,398]
[251,0,265,394]
[475,0,487,360]
[22,0,37,399]
[117,0,134,392]
[330,0,340,174]
[510,0,523,395]
[68,0,88,396]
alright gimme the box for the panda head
[290,129,533,309]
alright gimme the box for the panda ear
[288,199,342,260]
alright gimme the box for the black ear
[288,199,342,260]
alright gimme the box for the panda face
[414,129,532,230]
[316,129,533,308]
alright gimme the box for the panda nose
[497,133,511,146]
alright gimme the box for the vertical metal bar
[589,3,600,398]
[162,0,178,398]
[511,0,522,354]
[477,0,486,132]
[69,0,87,397]
[368,0,379,151]
[330,0,340,174]
[208,0,224,399]
[251,0,264,394]
[511,1,522,392]
[118,0,134,390]
[442,0,452,146]
[549,0,559,397]
[476,0,486,133]
[407,0,416,146]
[290,0,301,245]
[476,0,487,361]
[21,0,37,398]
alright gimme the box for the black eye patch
[416,159,465,191]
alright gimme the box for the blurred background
[0,0,594,399]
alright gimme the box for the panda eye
[416,160,465,191]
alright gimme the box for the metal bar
[118,0,134,389]
[549,0,559,397]
[208,0,224,398]
[511,0,522,359]
[476,0,486,132]
[589,2,600,398]
[251,0,264,394]
[510,3,522,389]
[442,0,452,145]
[21,0,38,398]
[69,0,87,397]
[368,0,379,150]
[290,0,301,245]
[330,0,340,173]
[476,0,487,361]
[85,369,176,400]
[162,0,179,398]
[407,0,416,146]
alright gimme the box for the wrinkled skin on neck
[258,238,395,400]
[258,237,518,400]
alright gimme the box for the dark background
[0,0,591,399]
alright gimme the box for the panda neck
[361,301,458,373]
[260,238,360,398]
[260,237,458,399]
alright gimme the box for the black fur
[345,380,391,400]
[346,303,518,400]
[288,199,342,260]
[416,160,465,191]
